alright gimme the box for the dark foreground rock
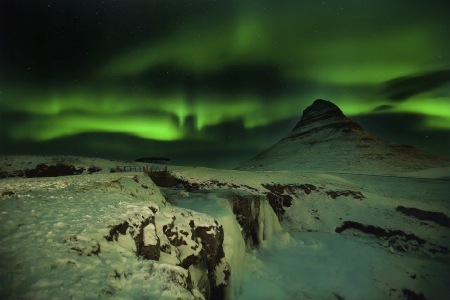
[335,221,450,259]
[104,205,229,300]
[397,206,450,228]
[335,221,426,244]
[228,194,263,249]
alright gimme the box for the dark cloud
[0,0,230,82]
[372,105,394,112]
[352,113,450,157]
[379,69,450,101]
[131,63,299,101]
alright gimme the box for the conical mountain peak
[287,99,362,140]
[237,99,450,174]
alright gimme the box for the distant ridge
[237,99,450,175]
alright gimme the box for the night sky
[1,0,449,168]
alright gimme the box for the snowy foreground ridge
[1,155,450,299]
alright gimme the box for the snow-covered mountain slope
[237,99,450,175]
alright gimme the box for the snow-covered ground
[0,173,218,299]
[161,164,450,299]
[1,155,449,299]
[239,231,449,300]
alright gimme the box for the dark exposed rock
[292,99,362,132]
[104,217,160,260]
[193,224,225,271]
[105,211,229,300]
[24,163,85,178]
[192,222,228,300]
[262,183,317,196]
[402,288,427,300]
[1,191,15,196]
[64,235,101,256]
[397,206,450,228]
[174,177,259,193]
[148,171,183,187]
[163,218,187,247]
[262,184,285,195]
[104,221,130,242]
[135,157,171,163]
[228,195,262,249]
[138,221,160,261]
[326,190,365,200]
[87,166,102,174]
[261,183,317,221]
[296,184,318,195]
[289,121,363,140]
[0,171,24,178]
[332,291,346,300]
[335,221,426,244]
[265,192,292,220]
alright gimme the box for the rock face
[237,99,450,174]
[105,204,230,299]
[290,99,362,136]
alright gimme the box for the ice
[239,232,450,300]
[171,189,294,300]
[172,191,247,299]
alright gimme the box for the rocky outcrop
[148,171,183,187]
[64,235,101,257]
[105,213,161,260]
[104,204,230,300]
[228,195,262,249]
[326,190,364,200]
[397,206,450,228]
[335,221,426,244]
[290,99,363,139]
[402,288,428,300]
[262,184,295,221]
[18,163,86,178]
[335,221,450,258]
[1,163,102,178]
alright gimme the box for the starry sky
[1,0,449,168]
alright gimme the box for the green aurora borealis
[1,0,450,167]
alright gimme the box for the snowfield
[0,173,219,299]
[1,155,449,299]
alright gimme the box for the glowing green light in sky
[2,2,449,151]
[5,75,448,144]
[424,116,450,130]
[285,27,438,85]
[397,98,450,119]
[99,10,442,90]
[9,114,183,142]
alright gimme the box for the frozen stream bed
[166,189,450,300]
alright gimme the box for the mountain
[237,99,450,174]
